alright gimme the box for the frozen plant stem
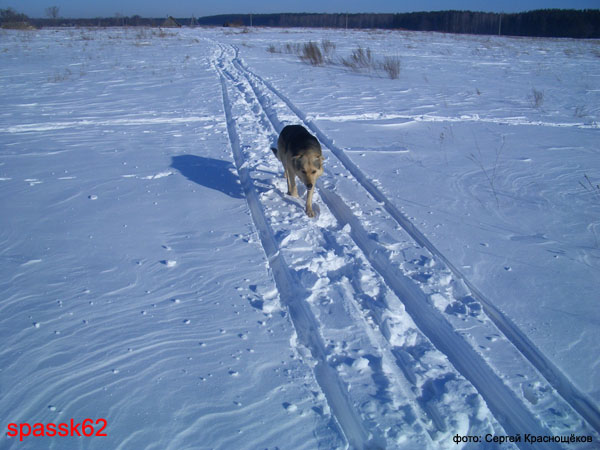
[579,174,600,202]
[531,88,544,108]
[468,135,505,208]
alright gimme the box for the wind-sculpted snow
[1,27,599,449]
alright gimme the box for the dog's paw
[306,209,316,218]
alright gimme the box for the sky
[3,0,599,19]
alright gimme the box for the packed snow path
[1,28,599,449]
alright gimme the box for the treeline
[2,8,599,38]
[201,10,600,38]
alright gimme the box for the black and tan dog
[271,125,324,218]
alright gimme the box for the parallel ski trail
[213,42,469,448]
[209,43,600,447]
[216,53,378,450]
[229,46,600,436]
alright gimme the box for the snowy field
[1,26,599,449]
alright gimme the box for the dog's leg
[284,166,291,193]
[287,169,298,197]
[305,185,315,217]
[284,166,297,197]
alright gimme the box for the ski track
[214,43,444,448]
[229,44,600,432]
[216,47,383,449]
[211,39,600,448]
[228,44,600,435]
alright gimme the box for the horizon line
[18,8,599,20]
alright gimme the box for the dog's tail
[270,147,278,157]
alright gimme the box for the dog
[271,125,324,218]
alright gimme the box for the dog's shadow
[172,154,319,217]
[171,155,244,199]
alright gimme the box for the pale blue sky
[4,0,599,18]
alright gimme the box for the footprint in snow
[445,295,482,318]
[282,402,298,412]
[160,260,177,267]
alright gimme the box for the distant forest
[2,8,600,38]
[198,10,600,38]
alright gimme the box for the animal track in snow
[160,260,177,267]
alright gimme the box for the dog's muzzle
[307,183,313,189]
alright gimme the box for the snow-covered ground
[1,26,599,449]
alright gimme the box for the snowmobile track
[227,45,600,436]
